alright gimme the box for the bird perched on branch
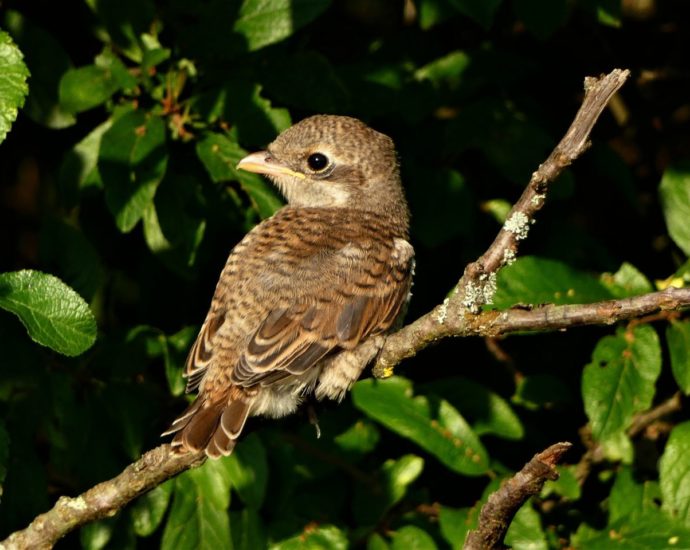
[164,115,414,458]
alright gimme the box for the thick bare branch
[463,442,572,550]
[1,447,205,550]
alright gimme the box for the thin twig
[464,442,572,550]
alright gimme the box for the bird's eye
[307,153,329,172]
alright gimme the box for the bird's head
[237,115,406,218]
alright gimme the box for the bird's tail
[162,391,253,458]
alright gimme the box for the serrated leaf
[196,133,283,218]
[504,503,548,550]
[234,0,332,52]
[161,460,233,550]
[3,11,75,129]
[130,480,174,536]
[582,325,661,440]
[352,377,489,476]
[99,110,168,232]
[661,421,690,527]
[660,163,690,257]
[391,525,437,550]
[226,433,268,509]
[354,454,424,526]
[668,321,690,394]
[0,270,97,356]
[0,29,30,144]
[494,256,613,308]
[423,377,524,440]
[270,524,348,550]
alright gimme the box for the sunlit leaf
[0,270,96,356]
[582,325,661,440]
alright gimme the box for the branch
[463,442,572,550]
[6,68,675,549]
[1,447,206,550]
[455,68,631,313]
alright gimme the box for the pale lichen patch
[504,212,530,240]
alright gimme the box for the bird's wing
[231,239,414,387]
[183,309,226,393]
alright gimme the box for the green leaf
[660,162,690,257]
[494,256,614,308]
[601,262,654,298]
[196,133,283,218]
[542,465,581,501]
[439,506,472,548]
[513,0,569,39]
[448,0,503,28]
[0,29,30,144]
[59,65,121,114]
[58,120,111,206]
[130,480,174,536]
[573,509,690,548]
[609,466,661,524]
[354,454,424,525]
[390,525,437,550]
[352,377,489,476]
[0,270,97,356]
[333,419,380,457]
[99,110,168,232]
[582,325,662,440]
[227,433,268,509]
[161,459,233,549]
[668,321,690,394]
[3,10,75,129]
[231,508,268,550]
[270,524,348,550]
[194,80,291,147]
[165,326,197,397]
[504,503,548,550]
[423,377,524,440]
[661,421,690,527]
[414,50,472,88]
[234,0,332,51]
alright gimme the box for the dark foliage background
[1,0,690,548]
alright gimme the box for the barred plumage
[163,115,414,458]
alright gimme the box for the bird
[163,115,414,458]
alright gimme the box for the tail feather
[165,393,254,458]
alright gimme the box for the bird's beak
[237,151,306,180]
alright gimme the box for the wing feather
[231,240,413,387]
